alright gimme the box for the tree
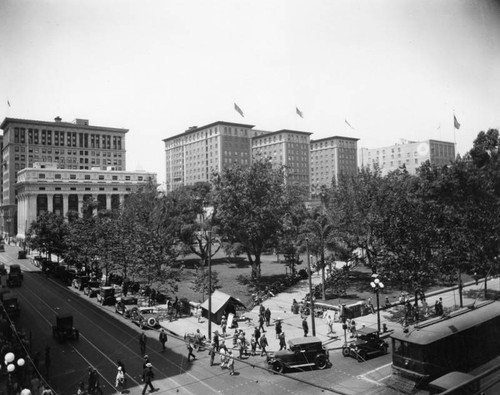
[212,159,305,279]
[26,212,68,260]
[330,166,387,273]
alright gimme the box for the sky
[1,0,500,187]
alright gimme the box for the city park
[25,128,500,319]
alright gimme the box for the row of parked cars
[71,274,168,329]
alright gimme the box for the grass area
[174,251,479,311]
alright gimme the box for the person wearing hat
[186,341,196,362]
[209,341,216,366]
[227,350,235,375]
[220,315,227,337]
[143,355,151,369]
[159,328,168,352]
[115,366,125,394]
[139,332,147,356]
[213,330,220,351]
[142,362,157,395]
[279,331,286,351]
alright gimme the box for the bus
[390,300,500,387]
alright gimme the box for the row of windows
[13,128,123,150]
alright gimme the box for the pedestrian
[20,388,31,395]
[41,385,53,395]
[326,315,334,334]
[143,355,151,369]
[221,315,227,337]
[275,319,282,339]
[30,374,41,395]
[279,332,286,351]
[259,333,268,356]
[434,300,440,316]
[213,330,220,351]
[422,299,429,317]
[186,341,196,362]
[258,314,266,333]
[302,317,309,337]
[115,366,125,394]
[159,329,168,351]
[265,307,271,326]
[367,298,375,314]
[195,305,202,323]
[385,296,391,309]
[141,362,157,395]
[228,351,235,375]
[209,342,216,366]
[250,334,257,356]
[237,333,244,359]
[232,329,239,347]
[220,342,228,368]
[254,326,261,345]
[259,303,265,317]
[87,367,98,393]
[139,332,147,355]
[349,320,357,338]
[438,297,443,315]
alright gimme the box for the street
[2,247,393,395]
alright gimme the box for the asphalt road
[2,247,392,395]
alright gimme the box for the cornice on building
[0,117,129,134]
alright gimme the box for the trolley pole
[208,229,212,341]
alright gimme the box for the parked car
[341,327,388,362]
[83,281,101,297]
[31,256,46,268]
[130,306,160,329]
[267,336,329,373]
[115,296,138,318]
[17,250,27,259]
[1,292,20,317]
[7,264,23,287]
[52,313,79,341]
[97,286,115,306]
[72,275,91,291]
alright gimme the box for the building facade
[358,139,455,176]
[252,129,311,188]
[163,121,267,193]
[0,116,133,240]
[310,136,359,197]
[15,163,156,240]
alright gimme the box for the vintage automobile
[97,286,116,306]
[115,296,138,318]
[7,264,23,287]
[31,256,45,268]
[83,280,101,297]
[130,306,160,329]
[342,327,388,362]
[72,275,91,291]
[52,313,79,341]
[17,250,27,259]
[1,292,20,317]
[267,336,329,373]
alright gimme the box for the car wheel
[342,347,350,357]
[273,361,285,373]
[315,355,327,370]
[147,317,157,327]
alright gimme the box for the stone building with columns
[15,162,156,241]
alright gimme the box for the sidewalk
[160,272,500,354]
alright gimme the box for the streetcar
[390,300,500,387]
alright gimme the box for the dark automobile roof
[288,336,322,346]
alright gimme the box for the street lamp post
[370,276,384,334]
[207,229,212,341]
[4,352,26,389]
[305,238,316,336]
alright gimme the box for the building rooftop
[0,117,128,133]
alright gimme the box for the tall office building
[252,129,311,187]
[358,139,455,176]
[0,116,153,241]
[163,121,267,193]
[310,136,359,197]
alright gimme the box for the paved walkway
[160,272,500,353]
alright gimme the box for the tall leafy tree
[26,212,68,260]
[212,159,304,279]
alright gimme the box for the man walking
[279,332,286,351]
[227,350,235,375]
[213,330,220,351]
[209,342,216,366]
[221,315,227,337]
[265,307,271,326]
[159,329,168,352]
[258,314,266,333]
[302,317,309,337]
[139,332,147,355]
[259,333,268,356]
[142,362,157,394]
[186,341,196,362]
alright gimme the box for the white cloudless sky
[1,0,500,187]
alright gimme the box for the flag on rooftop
[234,102,244,117]
[296,107,303,118]
[345,119,355,130]
[454,114,461,130]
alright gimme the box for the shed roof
[200,290,246,314]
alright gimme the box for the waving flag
[234,103,244,117]
[345,119,355,130]
[296,107,303,118]
[454,114,461,130]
